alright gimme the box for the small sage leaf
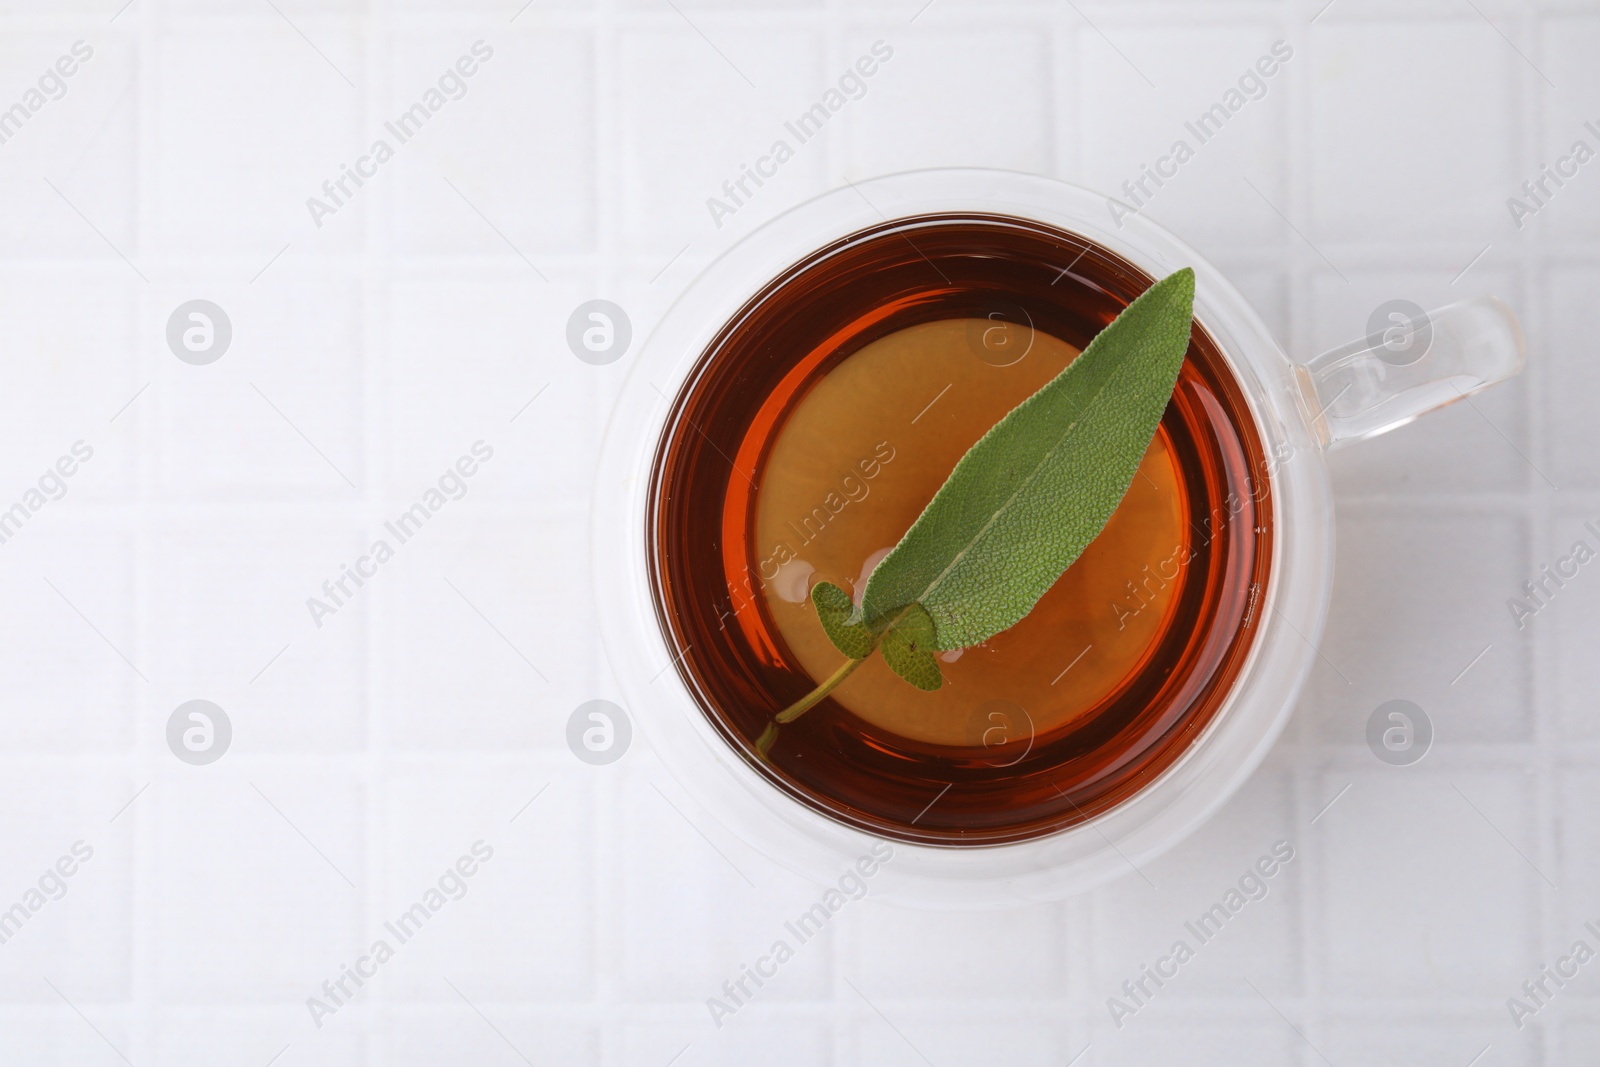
[878,604,942,691]
[811,580,875,659]
[857,268,1195,650]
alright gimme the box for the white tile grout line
[1283,0,1328,1052]
[1508,10,1559,1064]
[131,5,160,1059]
[361,1,386,1047]
[595,0,624,1059]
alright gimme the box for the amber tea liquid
[649,215,1273,845]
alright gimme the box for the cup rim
[593,168,1332,906]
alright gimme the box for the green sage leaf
[857,268,1195,650]
[811,580,875,659]
[877,603,942,691]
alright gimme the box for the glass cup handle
[1291,296,1526,451]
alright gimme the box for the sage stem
[756,655,867,757]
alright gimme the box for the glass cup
[592,169,1524,907]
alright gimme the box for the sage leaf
[812,580,875,659]
[876,603,942,691]
[856,268,1195,650]
[813,582,943,690]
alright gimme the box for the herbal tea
[649,215,1273,845]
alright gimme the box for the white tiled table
[0,1,1593,1064]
